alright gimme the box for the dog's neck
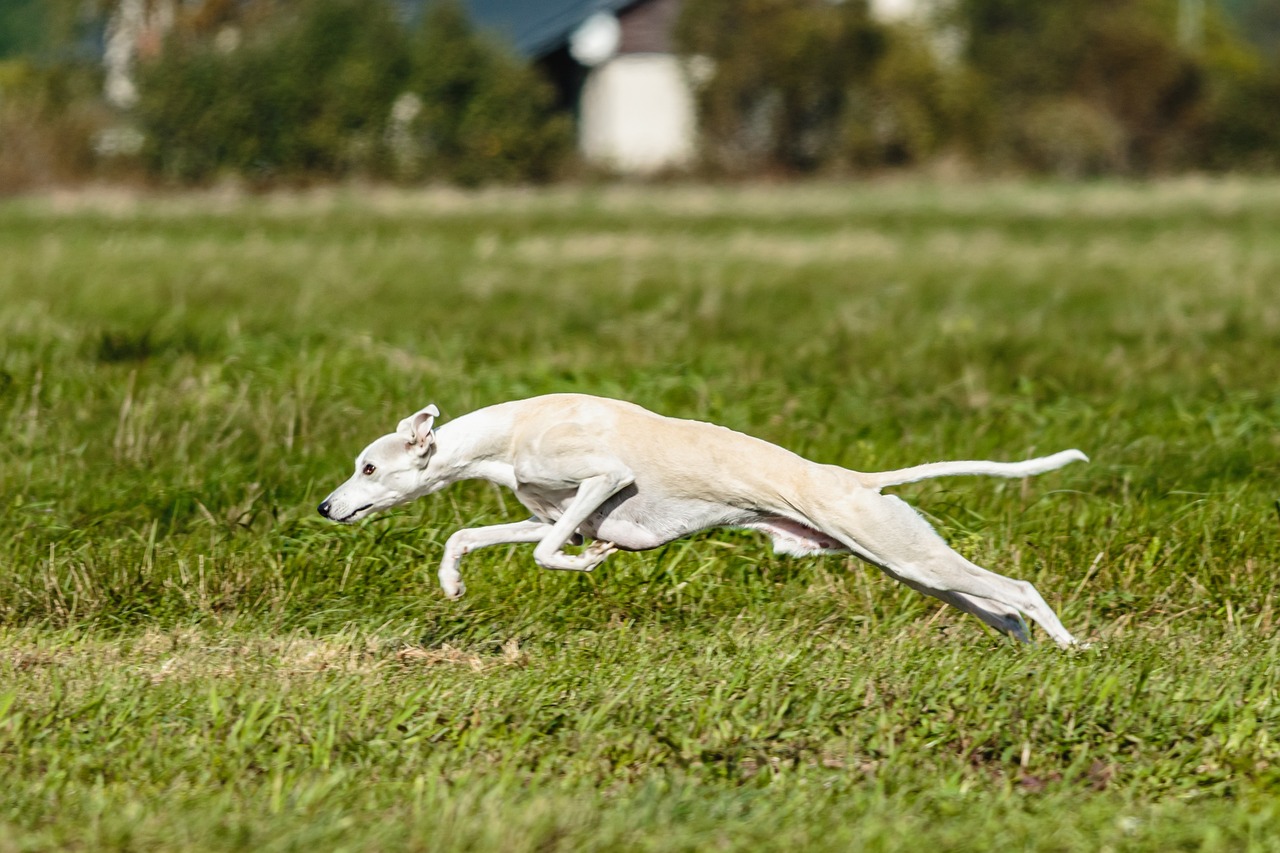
[422,408,519,492]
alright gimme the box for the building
[462,0,697,175]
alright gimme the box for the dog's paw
[584,540,618,559]
[536,543,615,572]
[439,568,466,600]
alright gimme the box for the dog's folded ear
[397,404,440,456]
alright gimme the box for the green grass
[2,179,1279,850]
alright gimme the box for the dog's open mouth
[339,503,374,523]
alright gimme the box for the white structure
[472,0,696,176]
[561,3,695,174]
[870,0,926,23]
[102,0,145,108]
[578,54,697,173]
[102,0,175,109]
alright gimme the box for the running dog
[319,394,1087,646]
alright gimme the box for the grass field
[2,179,1279,851]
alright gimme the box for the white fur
[319,394,1088,646]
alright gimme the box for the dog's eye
[362,463,376,476]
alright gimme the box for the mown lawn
[1,180,1279,851]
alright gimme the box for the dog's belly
[578,489,758,551]
[515,479,849,556]
[516,482,753,551]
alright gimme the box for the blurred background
[2,0,1279,193]
[3,8,1280,845]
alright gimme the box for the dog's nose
[317,500,332,518]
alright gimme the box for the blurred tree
[137,0,412,181]
[954,0,1280,173]
[676,0,888,173]
[134,0,571,185]
[401,0,572,184]
[1223,0,1280,58]
[1196,2,1280,169]
[9,0,1280,185]
[0,0,48,60]
[0,0,107,192]
[953,0,1205,173]
[839,22,982,170]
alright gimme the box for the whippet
[319,394,1087,646]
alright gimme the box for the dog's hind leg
[892,578,1032,642]
[439,518,552,599]
[750,518,1031,640]
[830,490,1078,647]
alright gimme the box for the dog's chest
[512,483,573,523]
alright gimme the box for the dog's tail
[858,449,1088,491]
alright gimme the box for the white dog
[319,394,1087,646]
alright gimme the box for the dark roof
[461,0,636,58]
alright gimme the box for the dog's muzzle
[317,500,371,522]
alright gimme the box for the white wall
[870,0,925,22]
[578,54,697,174]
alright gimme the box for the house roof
[461,0,636,58]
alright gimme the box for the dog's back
[505,394,832,510]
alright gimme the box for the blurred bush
[0,60,105,193]
[943,0,1280,174]
[4,0,1280,186]
[1195,11,1280,171]
[399,2,573,185]
[953,0,1206,173]
[136,0,571,185]
[137,0,410,182]
[1018,97,1126,178]
[675,0,888,173]
[678,0,1280,177]
[837,23,979,170]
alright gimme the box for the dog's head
[318,404,441,523]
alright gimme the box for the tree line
[1,0,1278,190]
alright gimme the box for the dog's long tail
[857,449,1088,491]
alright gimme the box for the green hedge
[7,0,1280,185]
[136,0,572,185]
[676,0,1280,176]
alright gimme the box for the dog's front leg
[532,471,631,571]
[439,518,552,598]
